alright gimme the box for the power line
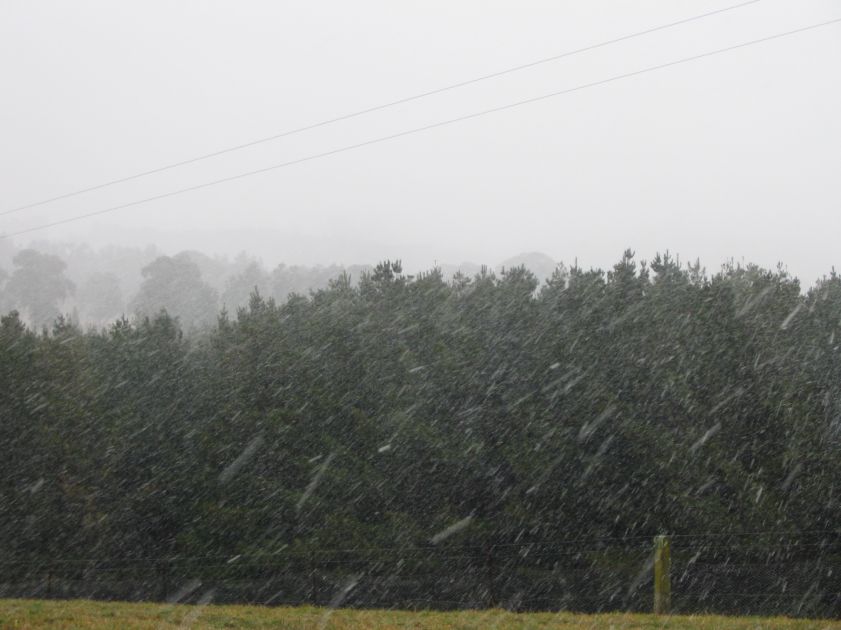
[0,0,764,217]
[2,16,839,240]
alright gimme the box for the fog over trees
[0,241,380,330]
[0,241,563,330]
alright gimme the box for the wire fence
[1,532,839,618]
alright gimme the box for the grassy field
[0,600,839,630]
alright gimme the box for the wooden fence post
[653,534,671,614]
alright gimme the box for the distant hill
[497,252,558,284]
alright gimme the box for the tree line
[1,250,840,611]
[0,244,371,329]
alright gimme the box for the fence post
[653,534,671,614]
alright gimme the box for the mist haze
[2,0,839,281]
[3,1,841,624]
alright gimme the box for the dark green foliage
[0,252,839,611]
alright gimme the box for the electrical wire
[2,16,840,240]
[0,0,764,217]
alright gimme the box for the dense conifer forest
[1,251,840,613]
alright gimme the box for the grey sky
[1,1,839,281]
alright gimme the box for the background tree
[0,266,8,313]
[4,249,74,329]
[131,253,218,329]
[220,261,270,312]
[77,271,124,323]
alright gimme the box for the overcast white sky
[1,1,839,281]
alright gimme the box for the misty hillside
[0,240,559,329]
